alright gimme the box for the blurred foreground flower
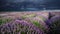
[48,15,60,34]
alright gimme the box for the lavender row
[0,19,44,34]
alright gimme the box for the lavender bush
[20,14,49,33]
[0,19,44,34]
[48,15,60,34]
[31,16,49,33]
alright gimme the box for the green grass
[21,14,36,19]
[0,17,12,25]
[32,20,48,33]
[32,20,45,30]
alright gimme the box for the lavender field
[0,12,60,34]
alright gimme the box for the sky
[0,0,60,11]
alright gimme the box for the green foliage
[0,18,12,25]
[21,32,27,34]
[21,14,36,19]
[32,20,45,31]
